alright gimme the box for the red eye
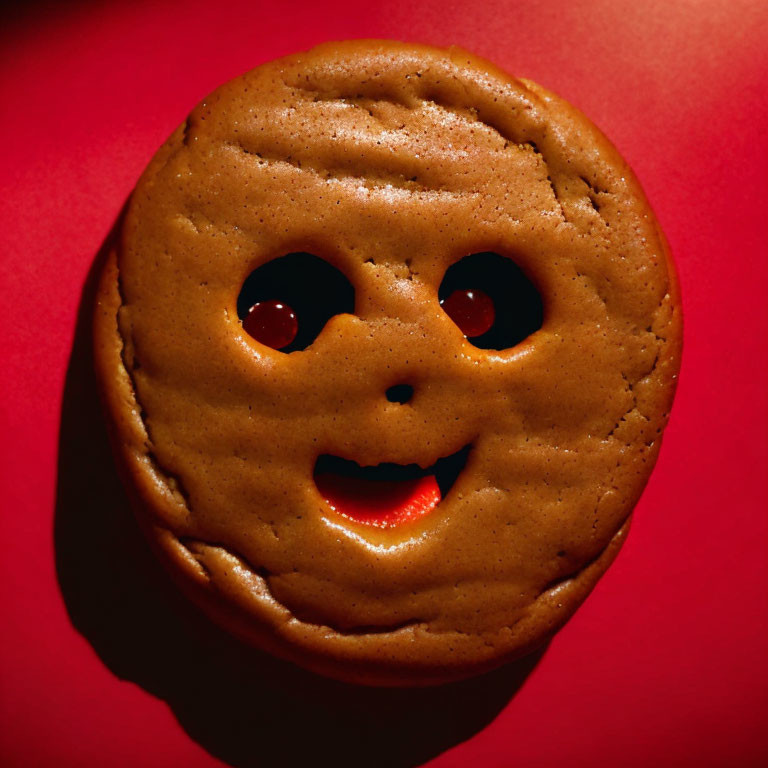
[242,300,298,350]
[440,288,495,338]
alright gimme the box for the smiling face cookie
[94,41,682,685]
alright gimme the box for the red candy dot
[242,300,298,350]
[440,289,495,338]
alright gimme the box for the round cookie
[94,41,682,686]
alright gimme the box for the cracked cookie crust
[94,41,682,685]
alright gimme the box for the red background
[2,1,767,766]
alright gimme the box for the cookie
[94,41,682,685]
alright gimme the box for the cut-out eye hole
[438,252,543,349]
[237,253,354,351]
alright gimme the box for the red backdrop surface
[2,1,767,766]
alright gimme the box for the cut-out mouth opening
[314,445,471,528]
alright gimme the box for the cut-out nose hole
[385,384,414,404]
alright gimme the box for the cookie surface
[94,40,681,685]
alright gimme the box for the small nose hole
[385,384,414,404]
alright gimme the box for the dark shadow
[1,0,99,40]
[54,222,545,768]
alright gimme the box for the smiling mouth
[314,445,471,529]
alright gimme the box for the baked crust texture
[94,41,682,685]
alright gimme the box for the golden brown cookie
[94,40,682,686]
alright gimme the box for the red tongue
[316,473,442,528]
